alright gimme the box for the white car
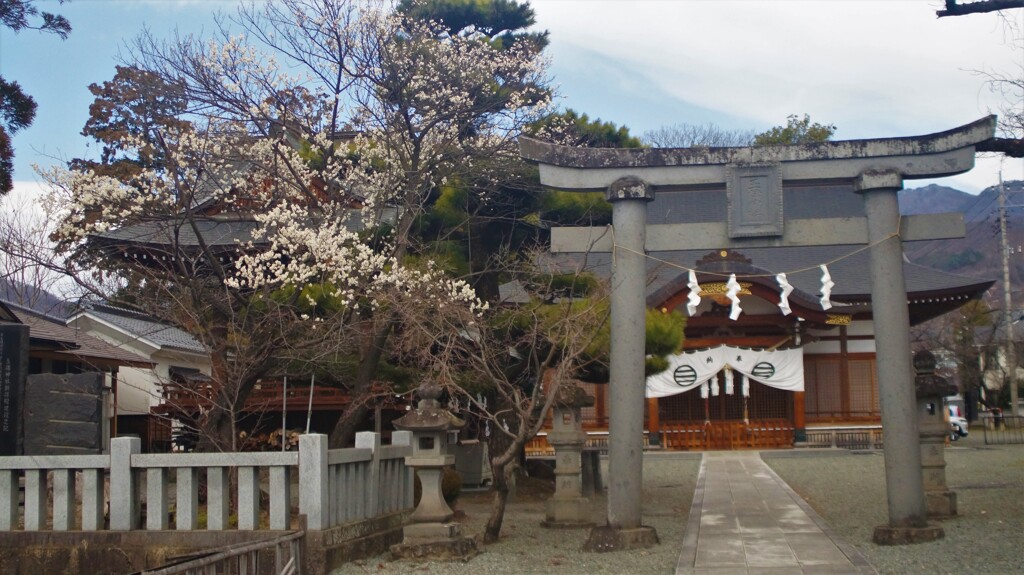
[948,406,968,441]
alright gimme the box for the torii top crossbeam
[521,116,996,190]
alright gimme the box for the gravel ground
[764,435,1024,575]
[331,453,700,575]
[332,439,1023,575]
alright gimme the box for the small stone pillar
[542,384,595,529]
[391,382,477,560]
[914,351,958,519]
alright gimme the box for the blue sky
[3,0,1023,194]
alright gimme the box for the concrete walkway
[676,451,877,575]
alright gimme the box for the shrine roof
[92,217,260,250]
[90,209,392,255]
[549,245,993,324]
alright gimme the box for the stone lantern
[542,383,596,529]
[390,382,477,560]
[914,351,958,518]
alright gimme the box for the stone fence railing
[0,431,413,533]
[803,426,884,450]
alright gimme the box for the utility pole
[998,174,1019,417]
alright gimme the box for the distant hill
[898,184,977,216]
[901,181,1024,303]
[0,279,73,319]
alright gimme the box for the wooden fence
[660,419,794,450]
[525,431,651,456]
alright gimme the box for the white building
[67,303,211,450]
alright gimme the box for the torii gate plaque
[521,116,996,549]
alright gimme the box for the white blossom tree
[43,0,552,447]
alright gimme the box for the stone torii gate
[520,116,996,549]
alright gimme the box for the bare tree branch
[977,136,1024,157]
[937,0,1024,18]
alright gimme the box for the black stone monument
[0,325,29,455]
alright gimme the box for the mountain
[0,279,73,319]
[898,184,976,215]
[901,181,1024,303]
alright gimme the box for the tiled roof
[73,303,208,355]
[93,217,260,249]
[91,209,395,252]
[2,300,153,368]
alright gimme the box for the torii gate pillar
[583,178,660,551]
[857,171,943,544]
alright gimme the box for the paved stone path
[676,451,877,575]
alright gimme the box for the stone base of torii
[519,117,997,550]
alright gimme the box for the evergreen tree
[0,0,71,193]
[753,113,835,145]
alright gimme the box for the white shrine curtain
[646,345,804,398]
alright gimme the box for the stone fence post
[299,434,329,530]
[392,430,415,509]
[109,436,140,530]
[356,431,382,517]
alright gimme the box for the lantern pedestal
[871,351,952,545]
[542,387,595,529]
[390,383,477,561]
[913,352,958,519]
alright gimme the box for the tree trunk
[468,218,500,301]
[483,407,526,542]
[328,317,392,447]
[483,459,515,543]
[977,137,1024,158]
[197,342,235,451]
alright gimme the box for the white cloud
[533,0,1024,191]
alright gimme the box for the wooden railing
[660,419,794,450]
[660,422,706,451]
[155,380,352,415]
